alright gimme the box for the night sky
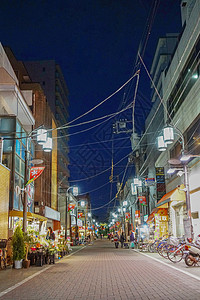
[1,0,182,221]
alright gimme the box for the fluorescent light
[163,126,174,144]
[167,168,176,174]
[180,154,191,162]
[157,135,167,151]
[177,171,184,177]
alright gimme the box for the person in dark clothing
[120,232,125,248]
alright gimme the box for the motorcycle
[184,242,200,266]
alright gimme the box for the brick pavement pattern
[1,239,200,300]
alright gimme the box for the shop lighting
[163,126,174,144]
[80,201,85,207]
[37,129,47,145]
[138,180,142,187]
[123,207,126,212]
[43,137,52,152]
[157,135,167,151]
[88,212,91,217]
[118,208,121,213]
[134,178,139,185]
[93,219,95,222]
[123,200,127,206]
[177,170,184,177]
[167,168,176,174]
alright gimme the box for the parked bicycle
[0,239,7,270]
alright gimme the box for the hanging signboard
[78,212,83,218]
[27,184,34,207]
[26,167,45,186]
[125,212,131,220]
[145,178,155,186]
[68,203,75,212]
[131,183,137,195]
[138,196,147,205]
[155,167,166,201]
[77,219,83,227]
[135,210,140,218]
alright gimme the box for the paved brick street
[0,239,200,300]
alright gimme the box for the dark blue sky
[0,0,182,220]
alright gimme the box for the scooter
[114,241,119,248]
[184,242,200,266]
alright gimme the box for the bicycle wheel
[162,245,172,259]
[185,254,195,266]
[168,248,183,263]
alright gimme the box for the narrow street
[0,240,200,300]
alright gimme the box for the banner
[26,167,45,186]
[138,196,147,205]
[145,178,155,186]
[68,203,75,212]
[135,210,140,218]
[125,212,131,220]
[78,212,83,218]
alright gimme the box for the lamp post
[65,186,78,240]
[23,128,52,233]
[157,125,193,238]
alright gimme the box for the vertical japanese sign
[155,167,166,202]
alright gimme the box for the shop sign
[144,214,148,222]
[77,219,82,227]
[78,212,83,218]
[135,210,140,218]
[68,203,75,212]
[145,178,155,186]
[27,184,34,207]
[116,221,120,226]
[26,167,45,186]
[125,212,131,220]
[71,215,76,225]
[156,167,166,201]
[131,183,137,195]
[138,196,147,205]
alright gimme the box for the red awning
[146,208,158,223]
[156,188,177,208]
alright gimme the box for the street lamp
[157,125,193,238]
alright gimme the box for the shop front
[156,184,186,238]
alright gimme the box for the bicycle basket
[0,241,7,248]
[169,236,179,246]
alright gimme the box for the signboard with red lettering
[68,203,75,212]
[125,212,131,220]
[138,196,147,205]
[78,212,83,218]
[135,210,140,218]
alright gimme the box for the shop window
[2,153,12,169]
[15,139,21,156]
[191,212,199,219]
[3,137,13,153]
[15,155,20,174]
[0,117,15,133]
[21,128,27,146]
[21,145,26,161]
[16,121,21,138]
[186,117,200,155]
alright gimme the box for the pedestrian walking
[114,232,119,248]
[130,231,135,248]
[120,232,125,248]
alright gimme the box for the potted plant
[23,232,33,268]
[12,226,25,269]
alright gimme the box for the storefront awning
[156,185,186,208]
[9,210,47,221]
[146,208,158,223]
